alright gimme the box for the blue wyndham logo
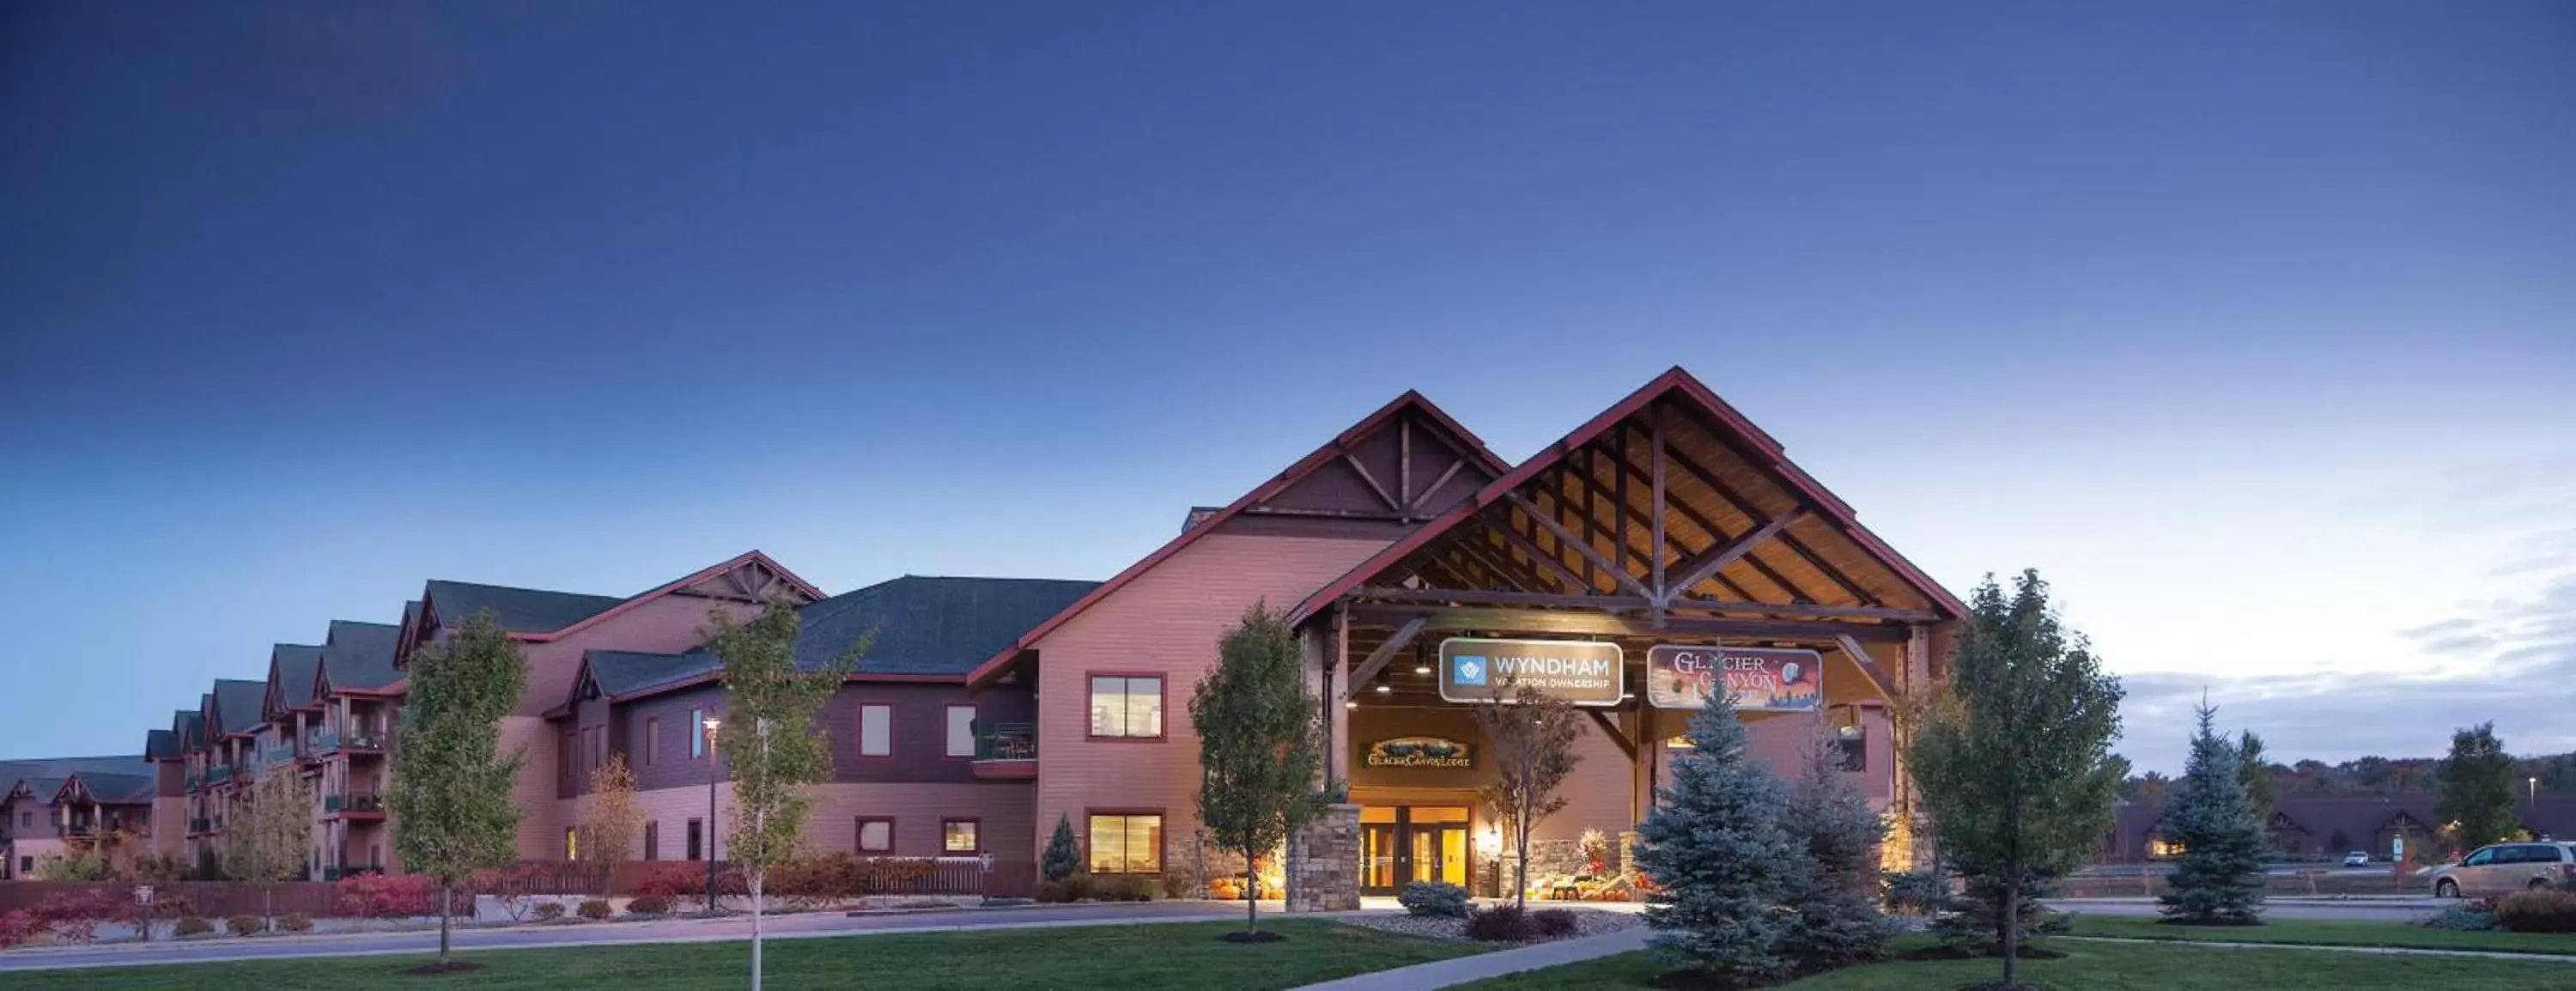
[1451,655,1488,686]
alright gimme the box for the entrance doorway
[1359,806,1471,896]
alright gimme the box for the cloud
[2117,573,2576,771]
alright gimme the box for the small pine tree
[1636,691,1807,986]
[1776,729,1898,970]
[2159,702,2268,925]
[1042,814,1084,883]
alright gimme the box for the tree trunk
[2001,873,2020,988]
[1243,846,1259,933]
[750,871,765,991]
[437,882,454,967]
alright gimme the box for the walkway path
[0,901,1257,973]
[2063,934,2576,964]
[1291,928,1652,990]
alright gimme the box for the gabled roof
[144,728,179,761]
[1289,367,1971,623]
[802,576,1102,678]
[318,618,404,696]
[210,678,268,739]
[0,756,149,803]
[423,580,628,635]
[185,695,214,750]
[581,649,718,699]
[58,771,155,805]
[264,643,325,718]
[964,390,1509,689]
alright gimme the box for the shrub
[2418,906,2497,931]
[577,899,612,921]
[2495,890,2576,934]
[333,872,438,918]
[532,902,568,922]
[1398,881,1472,918]
[1036,875,1096,903]
[174,915,215,938]
[226,915,263,937]
[1464,904,1539,942]
[0,911,39,950]
[628,861,746,908]
[626,895,671,916]
[277,912,314,933]
[1882,870,1949,917]
[1097,876,1156,903]
[1042,814,1084,883]
[1532,908,1581,938]
[1160,870,1200,900]
[29,891,116,944]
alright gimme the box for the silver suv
[2426,842,2576,898]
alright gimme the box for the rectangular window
[857,818,893,854]
[860,704,892,757]
[1087,676,1163,739]
[687,818,705,861]
[644,821,659,861]
[945,706,977,758]
[565,827,579,860]
[644,717,660,768]
[1087,813,1163,874]
[942,819,980,854]
[690,708,706,759]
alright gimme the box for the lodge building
[8,368,1959,906]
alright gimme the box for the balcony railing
[67,823,94,838]
[205,765,234,785]
[189,817,210,833]
[264,745,298,767]
[345,728,386,751]
[974,723,1037,762]
[327,792,385,814]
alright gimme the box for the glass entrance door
[1359,806,1473,895]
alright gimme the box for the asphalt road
[2057,897,2445,923]
[0,900,1256,973]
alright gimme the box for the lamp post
[703,715,722,911]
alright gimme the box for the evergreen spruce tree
[1042,813,1084,883]
[1636,690,1807,986]
[2159,702,2268,925]
[1776,729,1898,970]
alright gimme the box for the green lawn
[4,920,1483,990]
[2066,914,2576,957]
[1461,938,2576,990]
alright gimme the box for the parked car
[2342,850,2371,868]
[2425,842,2576,898]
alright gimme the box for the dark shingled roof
[794,576,1101,677]
[585,649,718,697]
[186,695,213,749]
[64,772,155,805]
[426,580,626,634]
[1,756,149,798]
[144,729,179,761]
[210,678,266,738]
[270,643,324,711]
[321,619,403,691]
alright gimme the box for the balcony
[325,792,385,818]
[971,722,1037,779]
[204,765,234,786]
[189,817,210,834]
[67,823,94,838]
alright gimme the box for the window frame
[856,816,896,854]
[945,705,979,759]
[1084,671,1168,741]
[643,717,660,768]
[855,702,896,760]
[686,818,705,861]
[689,708,707,760]
[644,820,659,861]
[1084,808,1167,875]
[940,818,982,855]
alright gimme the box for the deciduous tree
[1905,571,2125,990]
[578,752,643,866]
[708,598,857,991]
[2439,722,2518,848]
[1188,602,1323,939]
[231,763,318,920]
[1471,679,1585,910]
[388,612,528,970]
[2237,730,2275,826]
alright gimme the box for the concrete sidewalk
[1293,928,1651,990]
[2063,935,2576,964]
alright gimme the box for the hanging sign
[1437,637,1624,707]
[1364,737,1473,769]
[1646,646,1823,711]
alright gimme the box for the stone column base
[1286,803,1360,912]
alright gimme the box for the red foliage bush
[30,892,117,944]
[630,862,748,905]
[333,872,439,918]
[0,910,39,949]
[2496,890,2576,934]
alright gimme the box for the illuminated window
[943,819,980,854]
[1088,813,1163,874]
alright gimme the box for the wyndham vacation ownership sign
[1437,637,1625,707]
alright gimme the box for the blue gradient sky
[3,2,2570,771]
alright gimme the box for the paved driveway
[0,901,1261,973]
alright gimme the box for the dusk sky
[3,2,2569,773]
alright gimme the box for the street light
[703,715,722,911]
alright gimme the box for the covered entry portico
[1285,368,1967,909]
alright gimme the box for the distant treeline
[2122,752,2576,803]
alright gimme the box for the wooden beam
[1659,510,1802,608]
[1347,586,1939,622]
[1238,506,1411,520]
[1413,456,1467,514]
[1587,708,1638,762]
[1607,423,1814,603]
[1534,469,1603,593]
[1559,447,1760,603]
[1487,510,1597,593]
[1611,440,1628,577]
[1399,419,1412,514]
[1503,492,1651,599]
[1650,403,1668,628]
[1835,634,1902,703]
[1445,534,1537,593]
[1341,453,1405,513]
[1347,616,1429,696]
[1652,414,1884,606]
[1346,604,1913,642]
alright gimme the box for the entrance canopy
[1296,368,1965,710]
